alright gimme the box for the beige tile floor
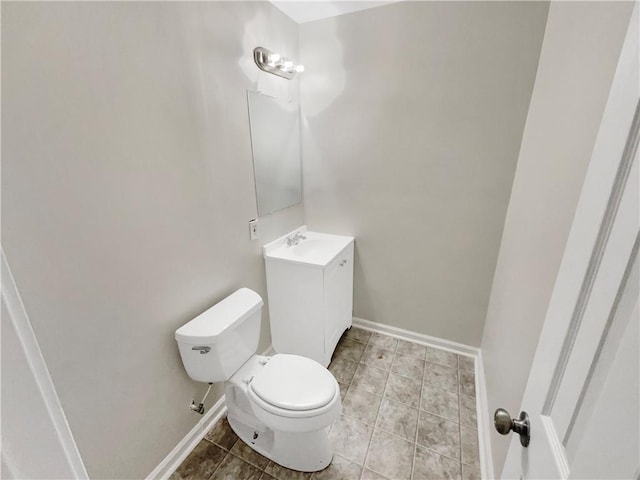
[170,327,481,480]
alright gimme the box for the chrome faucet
[286,232,307,247]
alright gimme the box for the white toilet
[175,287,341,472]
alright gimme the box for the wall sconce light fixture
[254,47,304,80]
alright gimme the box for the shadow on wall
[352,245,379,322]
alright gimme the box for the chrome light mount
[254,46,303,80]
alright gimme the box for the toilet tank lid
[175,288,263,344]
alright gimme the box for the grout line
[458,367,464,470]
[412,349,426,480]
[424,360,459,370]
[458,375,463,433]
[416,410,460,428]
[206,450,230,480]
[372,387,418,437]
[418,407,459,425]
[355,359,391,374]
[374,423,418,444]
[411,444,417,480]
[383,386,421,409]
[227,446,269,473]
[415,443,467,466]
[365,465,394,480]
[425,359,458,372]
[361,343,395,474]
[206,436,238,453]
[388,370,424,383]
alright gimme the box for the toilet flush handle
[192,346,211,354]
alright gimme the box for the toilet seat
[248,354,339,418]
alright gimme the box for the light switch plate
[249,219,259,240]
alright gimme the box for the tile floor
[170,327,481,480]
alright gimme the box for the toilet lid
[250,354,337,411]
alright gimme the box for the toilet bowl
[175,288,341,472]
[225,353,341,471]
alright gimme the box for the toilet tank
[175,288,263,383]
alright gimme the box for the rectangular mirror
[247,91,302,216]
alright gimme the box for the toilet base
[227,413,333,472]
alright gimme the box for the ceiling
[271,1,401,24]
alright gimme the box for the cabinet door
[265,259,325,364]
[324,245,354,362]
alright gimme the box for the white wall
[480,2,635,475]
[1,2,302,478]
[299,1,549,346]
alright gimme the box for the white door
[501,6,639,479]
[1,251,88,479]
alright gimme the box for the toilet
[175,288,341,472]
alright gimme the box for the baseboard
[475,350,495,480]
[147,344,275,480]
[352,317,479,357]
[352,317,492,479]
[146,396,227,480]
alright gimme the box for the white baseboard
[352,317,479,357]
[352,317,492,479]
[475,350,495,480]
[146,396,227,480]
[147,344,275,480]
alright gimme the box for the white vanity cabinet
[263,228,354,367]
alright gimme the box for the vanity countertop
[263,226,354,268]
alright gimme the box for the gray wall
[1,2,302,478]
[299,1,549,346]
[480,1,635,475]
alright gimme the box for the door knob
[494,408,530,447]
